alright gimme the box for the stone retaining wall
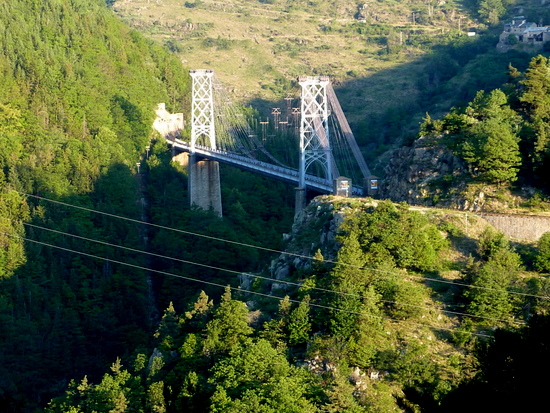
[477,213,550,241]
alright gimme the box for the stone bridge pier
[188,155,222,217]
[172,152,222,217]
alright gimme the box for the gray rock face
[379,137,466,207]
[267,196,380,297]
[268,197,344,287]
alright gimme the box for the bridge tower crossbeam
[166,70,369,217]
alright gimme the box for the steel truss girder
[190,69,216,151]
[298,76,333,189]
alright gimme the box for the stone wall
[477,213,550,241]
[153,103,184,138]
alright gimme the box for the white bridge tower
[188,69,222,216]
[296,76,334,212]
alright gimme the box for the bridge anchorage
[165,69,375,217]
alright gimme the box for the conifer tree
[261,295,292,351]
[520,55,550,183]
[208,339,317,412]
[184,290,214,333]
[478,0,506,25]
[203,286,252,355]
[288,295,312,346]
[466,247,522,325]
[154,302,181,352]
[469,118,521,184]
[534,232,550,273]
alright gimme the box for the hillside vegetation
[111,0,486,159]
[111,0,550,169]
[2,0,550,411]
[46,196,550,412]
[112,0,471,105]
[0,0,295,409]
[378,54,550,210]
[0,0,187,407]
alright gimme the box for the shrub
[535,232,550,273]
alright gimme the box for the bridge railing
[170,139,363,195]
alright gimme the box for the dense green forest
[420,55,550,192]
[43,199,550,412]
[1,0,550,412]
[0,0,294,409]
[0,0,186,407]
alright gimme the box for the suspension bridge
[161,70,375,216]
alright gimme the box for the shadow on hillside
[246,33,533,173]
[1,151,242,408]
[0,163,156,409]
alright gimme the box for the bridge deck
[169,139,364,195]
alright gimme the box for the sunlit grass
[112,0,474,123]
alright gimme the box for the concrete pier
[188,154,223,217]
[295,187,306,215]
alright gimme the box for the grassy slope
[111,0,550,184]
[111,0,473,122]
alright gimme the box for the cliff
[378,137,468,208]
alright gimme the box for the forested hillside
[0,0,296,409]
[418,57,550,191]
[45,197,550,412]
[0,0,190,408]
[379,54,550,209]
[2,0,550,412]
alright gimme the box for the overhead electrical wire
[8,188,550,302]
[4,217,525,326]
[0,229,493,338]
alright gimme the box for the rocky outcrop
[379,138,546,213]
[269,197,340,287]
[262,192,550,300]
[379,137,467,207]
[267,196,378,292]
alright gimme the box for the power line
[0,230,493,338]
[8,188,550,302]
[6,217,527,326]
[13,189,285,253]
